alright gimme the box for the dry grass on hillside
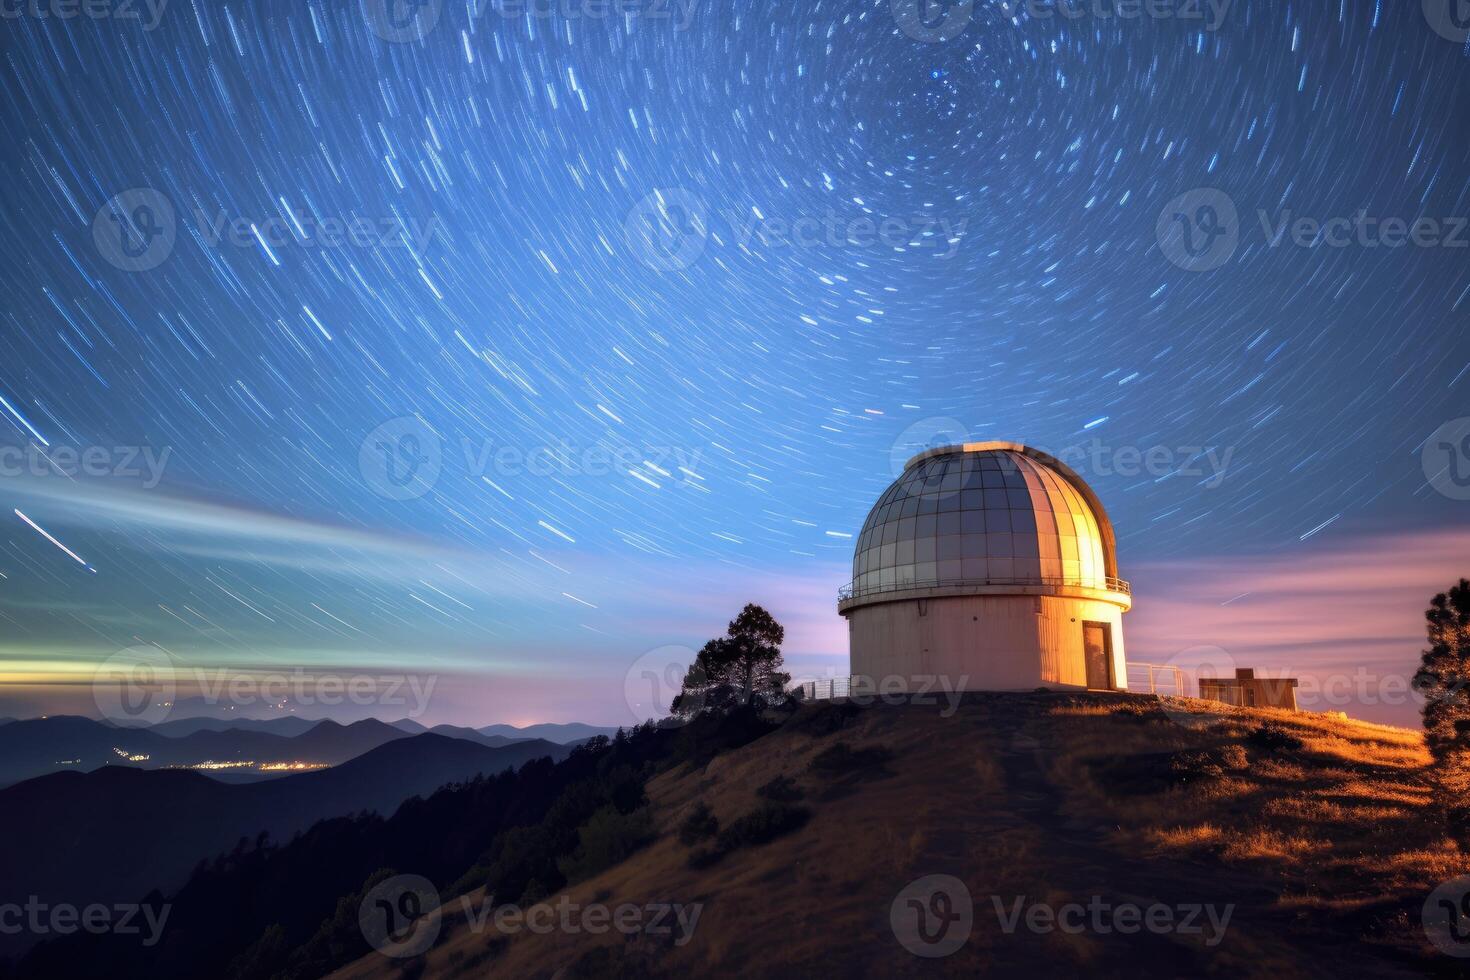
[331,694,1465,979]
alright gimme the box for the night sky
[1,0,1467,727]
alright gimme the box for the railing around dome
[838,574,1131,602]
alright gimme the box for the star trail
[0,0,1467,723]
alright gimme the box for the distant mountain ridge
[0,715,624,786]
[477,721,621,743]
[0,716,408,787]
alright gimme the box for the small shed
[1199,668,1298,710]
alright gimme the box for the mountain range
[0,715,620,787]
[0,733,568,959]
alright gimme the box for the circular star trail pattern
[0,0,1467,675]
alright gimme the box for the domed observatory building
[839,442,1132,693]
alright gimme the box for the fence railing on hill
[1125,662,1189,696]
[795,677,853,701]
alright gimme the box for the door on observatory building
[1082,623,1113,690]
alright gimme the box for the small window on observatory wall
[1082,622,1113,690]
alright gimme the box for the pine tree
[671,604,790,717]
[1414,578,1470,840]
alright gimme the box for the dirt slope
[331,693,1462,978]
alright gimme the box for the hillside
[0,732,568,956]
[330,693,1460,978]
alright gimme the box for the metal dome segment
[841,442,1129,609]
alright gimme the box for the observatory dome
[845,441,1126,604]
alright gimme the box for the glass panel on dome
[1013,555,1043,579]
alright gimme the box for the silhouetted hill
[0,733,567,959]
[477,721,619,743]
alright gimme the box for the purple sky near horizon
[4,518,1464,731]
